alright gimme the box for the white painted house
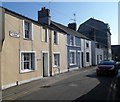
[91,41,104,65]
[81,38,92,67]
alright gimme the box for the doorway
[81,52,84,67]
[43,52,49,77]
[78,51,81,68]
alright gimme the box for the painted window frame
[20,51,36,73]
[42,28,48,42]
[54,31,59,45]
[69,50,76,65]
[70,35,75,46]
[86,42,89,48]
[23,20,33,40]
[100,55,102,60]
[74,36,81,47]
[53,52,60,67]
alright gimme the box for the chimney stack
[38,7,51,25]
[68,23,77,31]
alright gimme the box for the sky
[1,2,118,45]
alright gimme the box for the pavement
[2,66,95,101]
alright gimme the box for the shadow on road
[73,71,120,102]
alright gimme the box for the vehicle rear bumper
[96,69,116,76]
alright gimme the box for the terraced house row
[0,7,111,89]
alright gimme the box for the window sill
[23,38,32,41]
[53,65,60,68]
[41,41,48,43]
[67,45,80,47]
[20,69,35,73]
[70,63,76,66]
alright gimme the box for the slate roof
[1,6,55,30]
[51,21,90,40]
[1,6,90,40]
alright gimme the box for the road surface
[14,67,120,101]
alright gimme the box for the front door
[81,52,84,67]
[43,53,48,77]
[78,52,81,68]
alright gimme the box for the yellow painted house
[0,7,67,89]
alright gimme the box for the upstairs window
[24,21,32,39]
[97,43,100,48]
[70,35,74,46]
[86,42,89,48]
[75,37,81,47]
[42,28,48,42]
[54,31,59,44]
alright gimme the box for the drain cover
[40,85,51,88]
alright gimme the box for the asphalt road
[15,68,120,101]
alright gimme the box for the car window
[99,61,115,65]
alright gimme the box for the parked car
[96,60,118,76]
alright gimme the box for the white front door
[43,53,49,77]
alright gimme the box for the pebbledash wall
[0,7,67,89]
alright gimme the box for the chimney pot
[41,7,44,10]
[68,23,77,31]
[38,7,51,25]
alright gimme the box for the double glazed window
[54,31,59,44]
[54,54,60,67]
[42,28,48,42]
[69,50,76,65]
[21,52,35,72]
[24,21,32,39]
[70,35,74,46]
[100,55,102,60]
[86,42,89,48]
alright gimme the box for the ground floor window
[86,52,89,62]
[70,50,76,65]
[100,55,102,60]
[54,53,60,67]
[21,51,36,73]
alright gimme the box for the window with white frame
[54,54,60,67]
[42,28,48,42]
[100,55,102,60]
[70,35,74,46]
[24,21,32,39]
[69,50,76,65]
[54,31,58,44]
[86,42,89,48]
[21,52,35,72]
